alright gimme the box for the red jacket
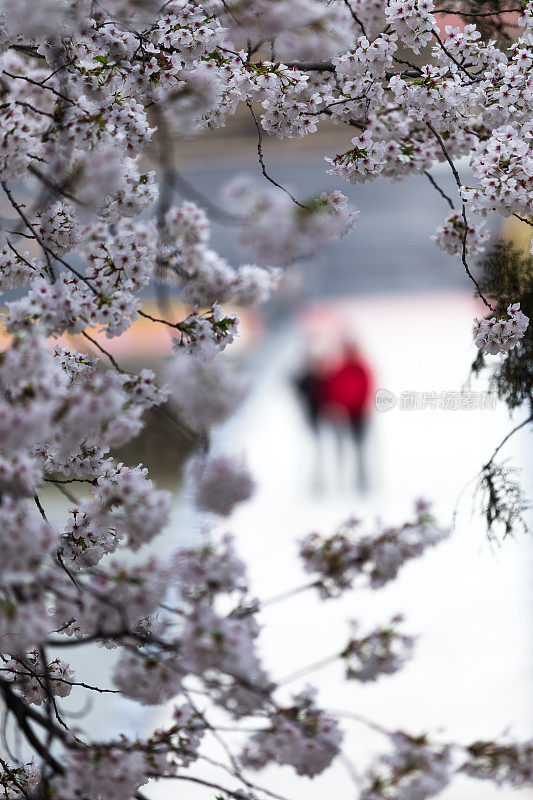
[319,357,373,416]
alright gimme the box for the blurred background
[32,114,533,799]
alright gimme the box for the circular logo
[375,389,396,412]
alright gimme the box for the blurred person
[320,341,374,492]
[294,340,374,492]
[294,346,331,492]
[294,354,326,434]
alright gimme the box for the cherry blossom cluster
[461,125,533,219]
[223,177,358,265]
[165,350,250,431]
[385,0,437,54]
[54,749,151,800]
[180,603,266,688]
[61,462,172,568]
[0,332,169,497]
[342,616,415,682]
[300,500,449,597]
[186,454,256,517]
[173,305,240,361]
[170,535,273,722]
[326,131,387,184]
[174,533,248,599]
[47,711,207,800]
[0,761,40,798]
[113,650,184,706]
[474,303,530,355]
[240,688,343,777]
[334,33,398,83]
[162,201,280,307]
[431,212,489,259]
[361,732,452,800]
[2,651,73,707]
[461,738,533,787]
[0,233,38,291]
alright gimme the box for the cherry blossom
[461,738,533,787]
[361,732,451,800]
[431,212,488,259]
[186,454,256,517]
[326,131,387,184]
[224,177,358,265]
[342,616,415,682]
[300,501,449,597]
[113,650,184,706]
[165,350,249,431]
[174,533,248,598]
[2,652,74,706]
[474,303,530,355]
[241,688,343,777]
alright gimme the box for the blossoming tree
[0,0,531,797]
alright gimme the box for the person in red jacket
[318,342,373,491]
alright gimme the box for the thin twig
[483,413,533,470]
[425,122,493,309]
[0,667,120,696]
[434,7,522,17]
[341,0,367,35]
[512,212,533,227]
[51,482,79,505]
[424,169,455,209]
[277,652,341,685]
[284,61,335,72]
[0,180,55,280]
[2,70,73,103]
[460,203,493,310]
[432,29,481,82]
[426,121,462,188]
[138,308,180,329]
[33,494,49,523]
[245,100,310,210]
[80,330,122,372]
